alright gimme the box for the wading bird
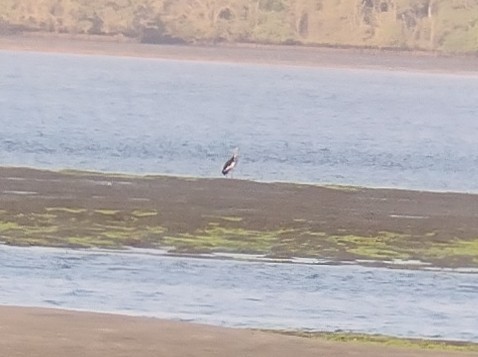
[222,148,239,177]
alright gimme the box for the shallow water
[2,50,478,192]
[1,245,477,342]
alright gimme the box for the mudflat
[0,306,476,357]
[1,167,478,268]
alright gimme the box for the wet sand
[2,33,478,74]
[1,306,476,357]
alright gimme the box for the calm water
[0,245,477,342]
[2,50,478,191]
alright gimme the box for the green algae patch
[0,221,22,232]
[327,233,411,260]
[163,227,280,254]
[420,238,478,265]
[101,230,135,240]
[425,239,478,258]
[146,226,167,234]
[273,232,326,258]
[271,331,478,352]
[3,204,478,268]
[23,226,59,235]
[0,208,168,249]
[318,233,478,267]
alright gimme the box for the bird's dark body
[222,154,237,176]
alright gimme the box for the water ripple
[0,245,477,342]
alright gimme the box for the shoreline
[3,243,477,274]
[2,33,478,74]
[1,305,477,356]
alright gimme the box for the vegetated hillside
[1,0,478,53]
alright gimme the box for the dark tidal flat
[1,167,478,269]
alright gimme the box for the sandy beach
[1,306,476,357]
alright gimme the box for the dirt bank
[2,33,478,74]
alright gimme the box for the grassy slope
[1,0,478,53]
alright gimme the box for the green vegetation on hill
[1,0,478,53]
